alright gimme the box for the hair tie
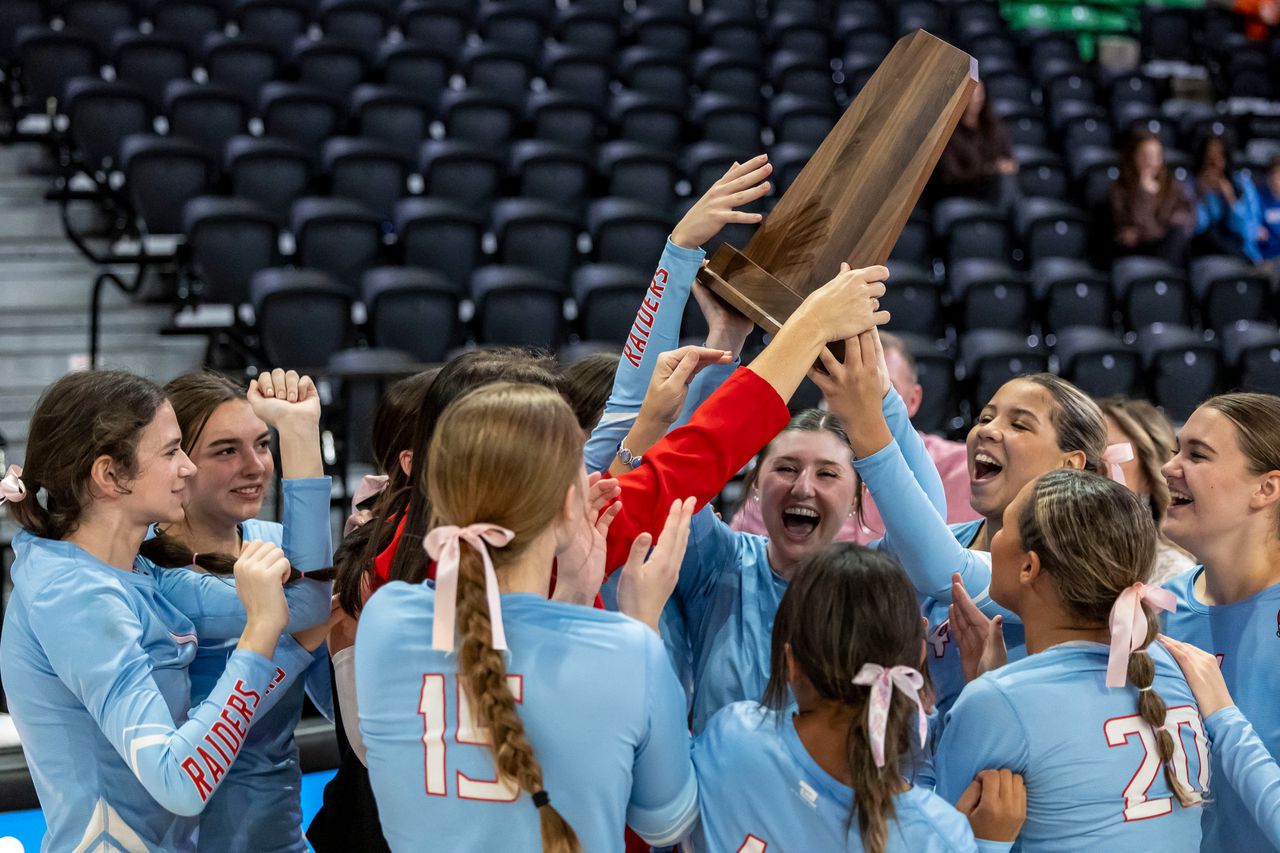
[852,663,928,769]
[1138,684,1154,692]
[191,553,200,570]
[1,465,27,503]
[424,524,515,653]
[532,790,550,809]
[1102,442,1135,487]
[1106,581,1176,688]
[345,474,390,535]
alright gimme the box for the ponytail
[1128,611,1199,808]
[453,543,581,853]
[137,528,335,583]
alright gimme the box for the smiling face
[182,399,274,529]
[966,379,1086,521]
[758,429,858,573]
[1161,405,1265,556]
[125,402,197,526]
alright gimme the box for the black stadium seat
[251,268,355,369]
[225,135,315,226]
[184,196,281,306]
[290,197,385,294]
[120,134,215,235]
[363,266,462,362]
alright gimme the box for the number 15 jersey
[355,583,698,852]
[934,641,1207,852]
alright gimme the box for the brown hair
[1203,393,1280,533]
[1098,396,1177,527]
[1018,468,1199,809]
[371,369,437,479]
[763,544,925,853]
[556,352,618,432]
[8,370,167,539]
[427,382,583,852]
[744,407,858,507]
[138,372,246,575]
[1118,129,1180,209]
[1017,374,1108,475]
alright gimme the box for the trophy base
[697,244,806,337]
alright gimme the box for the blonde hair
[426,382,584,853]
[1098,397,1177,527]
[1019,469,1198,809]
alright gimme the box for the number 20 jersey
[934,641,1207,853]
[355,582,698,852]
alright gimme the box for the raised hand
[616,497,696,632]
[671,155,772,250]
[949,572,1007,682]
[1158,634,1233,717]
[809,330,890,457]
[553,472,623,606]
[693,280,754,358]
[798,262,890,344]
[956,769,1027,843]
[248,368,321,428]
[639,345,735,427]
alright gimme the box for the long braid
[1129,611,1198,808]
[454,546,581,853]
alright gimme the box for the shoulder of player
[700,700,775,742]
[11,534,136,606]
[895,786,976,848]
[694,702,783,776]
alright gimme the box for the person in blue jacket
[1191,132,1266,261]
[813,330,1109,716]
[0,369,331,852]
[1160,391,1280,852]
[692,542,1025,853]
[136,368,334,853]
[934,469,1208,852]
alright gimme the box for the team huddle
[3,157,1280,853]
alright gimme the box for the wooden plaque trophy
[697,30,978,333]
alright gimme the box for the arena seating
[1,0,1277,436]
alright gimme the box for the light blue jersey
[584,238,735,475]
[139,478,335,853]
[690,702,1008,853]
[859,436,1026,716]
[1164,567,1280,851]
[675,390,944,734]
[355,583,697,852]
[1202,705,1280,851]
[0,531,323,852]
[935,641,1207,852]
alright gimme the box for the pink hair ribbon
[1,465,26,503]
[344,474,390,535]
[1106,581,1177,687]
[852,663,928,768]
[424,524,514,653]
[1103,442,1135,487]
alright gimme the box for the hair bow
[1102,442,1135,487]
[1,465,26,503]
[1106,581,1176,688]
[424,524,514,653]
[852,663,928,768]
[343,474,390,535]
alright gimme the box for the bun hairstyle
[1018,374,1108,476]
[8,370,167,540]
[1018,468,1198,809]
[427,382,583,852]
[763,544,926,853]
[336,348,558,616]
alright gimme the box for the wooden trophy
[697,30,978,333]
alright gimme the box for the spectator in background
[929,81,1018,206]
[1111,130,1194,264]
[1097,396,1196,583]
[729,331,978,543]
[1191,132,1265,261]
[1258,155,1280,275]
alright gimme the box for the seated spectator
[1110,130,1194,264]
[928,81,1017,205]
[729,331,978,543]
[1191,132,1265,261]
[1258,155,1280,272]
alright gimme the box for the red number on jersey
[1103,705,1208,821]
[418,673,524,800]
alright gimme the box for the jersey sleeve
[1204,704,1280,850]
[859,439,989,602]
[673,506,739,638]
[675,359,738,428]
[583,239,704,474]
[154,565,330,640]
[933,678,1030,805]
[627,626,698,846]
[304,647,335,723]
[882,387,947,517]
[331,646,368,766]
[281,477,334,573]
[29,585,313,816]
[604,367,791,573]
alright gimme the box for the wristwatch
[616,443,642,469]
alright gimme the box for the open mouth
[781,505,821,537]
[973,451,1004,482]
[1168,488,1194,508]
[232,485,264,500]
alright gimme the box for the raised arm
[583,157,772,473]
